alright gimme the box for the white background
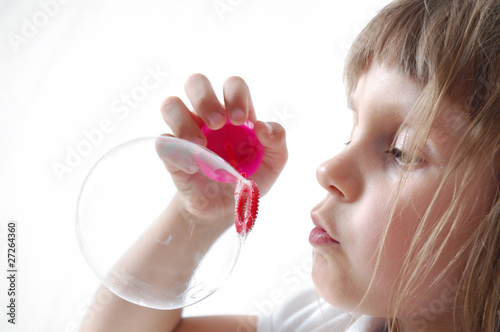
[0,0,391,331]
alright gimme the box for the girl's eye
[385,148,423,167]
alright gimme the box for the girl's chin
[311,252,349,308]
[311,252,382,316]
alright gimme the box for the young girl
[80,0,499,331]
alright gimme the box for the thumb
[254,120,288,175]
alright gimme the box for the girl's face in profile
[310,62,495,325]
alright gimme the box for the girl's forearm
[79,193,231,332]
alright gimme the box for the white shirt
[257,287,387,332]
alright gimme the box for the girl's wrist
[167,192,233,235]
[173,193,234,231]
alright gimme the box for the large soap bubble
[76,134,260,309]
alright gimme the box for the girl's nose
[316,145,363,202]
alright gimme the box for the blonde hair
[344,0,500,331]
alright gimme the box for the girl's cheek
[378,182,442,274]
[349,209,388,267]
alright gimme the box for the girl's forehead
[349,63,423,118]
[349,62,467,141]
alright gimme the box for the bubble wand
[200,118,262,237]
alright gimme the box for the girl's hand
[158,74,288,225]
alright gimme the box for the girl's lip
[309,226,340,246]
[310,212,340,246]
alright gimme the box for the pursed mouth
[310,211,340,246]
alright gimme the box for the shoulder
[256,286,352,332]
[257,286,387,332]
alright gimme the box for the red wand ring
[234,180,259,236]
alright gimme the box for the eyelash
[385,148,423,167]
[344,141,423,167]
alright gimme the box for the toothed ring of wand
[234,179,259,237]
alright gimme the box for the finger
[160,96,206,146]
[184,73,226,130]
[223,76,256,125]
[155,135,199,175]
[254,121,288,170]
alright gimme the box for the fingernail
[230,108,245,122]
[264,122,273,136]
[208,112,225,127]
